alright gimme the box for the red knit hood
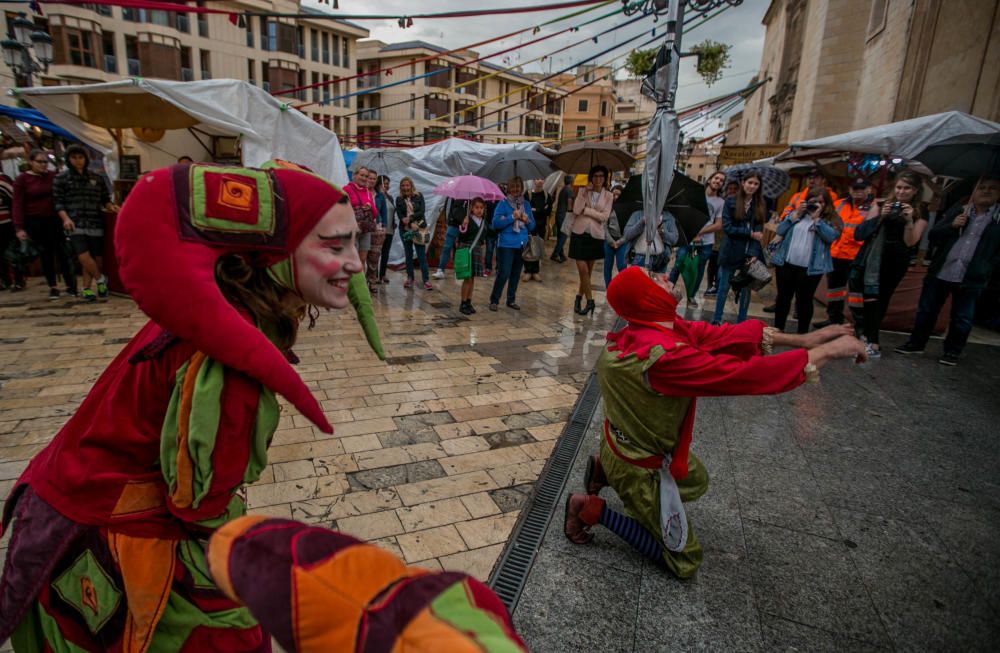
[606,265,679,328]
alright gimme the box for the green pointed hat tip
[347,273,386,361]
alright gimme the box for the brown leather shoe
[584,454,608,496]
[564,493,603,544]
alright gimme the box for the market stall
[11,78,349,293]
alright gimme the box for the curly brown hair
[215,255,305,351]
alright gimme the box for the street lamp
[2,13,53,86]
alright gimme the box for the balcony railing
[103,54,117,74]
[127,58,141,76]
[262,81,271,92]
[358,109,381,121]
[181,67,193,81]
[200,69,211,80]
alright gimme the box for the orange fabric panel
[389,608,483,653]
[108,532,178,653]
[173,352,207,509]
[205,515,269,603]
[292,545,424,652]
[111,480,165,518]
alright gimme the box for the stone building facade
[740,0,1000,144]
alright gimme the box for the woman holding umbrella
[569,165,614,316]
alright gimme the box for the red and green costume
[0,163,387,651]
[567,266,816,577]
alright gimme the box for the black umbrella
[619,171,709,245]
[912,132,1000,178]
[475,150,558,182]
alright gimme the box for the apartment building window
[342,38,349,67]
[297,27,305,58]
[247,59,256,85]
[332,35,340,66]
[322,33,329,64]
[180,46,193,81]
[297,70,306,101]
[503,111,509,133]
[261,65,270,92]
[310,29,319,61]
[125,35,140,75]
[196,1,208,37]
[176,12,189,34]
[245,16,254,48]
[576,125,586,139]
[101,31,116,73]
[578,99,589,112]
[312,72,320,102]
[64,27,97,68]
[322,73,331,104]
[275,23,296,55]
[122,7,143,22]
[599,126,606,141]
[601,100,608,117]
[410,94,415,120]
[344,117,350,138]
[199,50,211,80]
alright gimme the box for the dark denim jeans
[711,266,751,325]
[437,225,460,271]
[490,246,524,305]
[908,275,982,355]
[603,241,629,288]
[403,238,429,282]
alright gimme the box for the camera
[805,202,819,213]
[890,201,903,213]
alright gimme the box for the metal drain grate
[488,322,617,611]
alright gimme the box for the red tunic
[12,320,264,539]
[607,319,807,479]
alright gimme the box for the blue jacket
[719,197,766,268]
[492,198,535,249]
[621,209,679,258]
[770,215,839,275]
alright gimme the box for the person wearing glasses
[569,165,614,316]
[13,150,78,300]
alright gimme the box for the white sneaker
[432,269,445,279]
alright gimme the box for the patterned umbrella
[724,163,790,199]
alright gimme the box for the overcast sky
[304,0,768,136]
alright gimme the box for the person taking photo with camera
[770,187,842,333]
[848,171,928,358]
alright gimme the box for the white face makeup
[292,202,363,309]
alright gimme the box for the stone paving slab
[0,260,616,582]
[512,333,1000,652]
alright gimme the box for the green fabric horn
[348,273,385,360]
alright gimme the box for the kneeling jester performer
[565,265,865,578]
[0,163,524,652]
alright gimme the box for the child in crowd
[457,197,489,315]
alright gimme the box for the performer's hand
[801,324,853,349]
[824,335,866,361]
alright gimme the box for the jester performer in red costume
[0,163,523,652]
[564,265,865,578]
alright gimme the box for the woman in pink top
[569,165,614,316]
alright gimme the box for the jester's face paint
[292,202,362,309]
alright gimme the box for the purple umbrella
[432,175,505,201]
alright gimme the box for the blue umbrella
[0,105,78,141]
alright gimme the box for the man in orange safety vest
[814,177,871,327]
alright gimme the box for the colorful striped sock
[598,505,662,561]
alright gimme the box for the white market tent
[358,138,553,265]
[11,78,348,184]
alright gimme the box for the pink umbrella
[432,175,505,201]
